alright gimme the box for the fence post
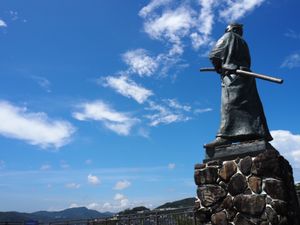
[155,213,159,225]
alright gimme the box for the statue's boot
[204,137,232,148]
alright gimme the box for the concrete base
[204,140,269,163]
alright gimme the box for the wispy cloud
[60,160,70,169]
[281,53,300,69]
[0,101,75,149]
[271,130,300,169]
[139,0,173,18]
[164,99,191,112]
[114,180,131,190]
[219,0,265,22]
[190,0,215,50]
[145,101,190,126]
[137,0,267,75]
[123,49,158,77]
[194,108,213,114]
[284,29,300,39]
[73,100,139,136]
[0,19,7,27]
[31,76,51,93]
[87,174,100,185]
[40,164,51,171]
[103,76,153,104]
[114,193,130,208]
[65,183,81,189]
[140,0,267,53]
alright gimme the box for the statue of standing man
[205,23,273,148]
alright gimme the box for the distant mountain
[118,206,150,215]
[156,197,196,209]
[0,207,113,223]
[0,198,196,223]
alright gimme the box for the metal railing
[1,207,200,225]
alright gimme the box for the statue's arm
[209,33,231,74]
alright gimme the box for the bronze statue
[204,23,273,148]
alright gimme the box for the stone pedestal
[194,145,300,225]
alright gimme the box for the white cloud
[0,19,7,27]
[114,193,125,201]
[194,108,213,114]
[219,0,265,22]
[145,101,190,126]
[114,193,130,208]
[123,49,158,77]
[87,202,99,210]
[87,174,100,185]
[144,6,195,44]
[40,164,51,171]
[0,101,75,149]
[168,163,176,170]
[281,53,300,69]
[139,0,267,55]
[114,180,131,190]
[102,202,112,210]
[271,130,300,169]
[120,198,130,208]
[65,183,81,189]
[198,0,215,36]
[164,99,191,111]
[139,0,173,18]
[104,76,153,104]
[69,203,79,208]
[73,101,138,136]
[139,1,215,57]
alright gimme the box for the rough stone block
[228,173,247,196]
[195,166,218,185]
[264,179,287,201]
[218,161,237,181]
[197,185,227,207]
[211,211,228,225]
[271,200,288,216]
[195,163,206,170]
[265,206,278,224]
[248,176,262,194]
[239,156,252,175]
[234,213,256,225]
[233,194,266,216]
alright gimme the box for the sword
[200,67,283,84]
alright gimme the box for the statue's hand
[224,69,236,76]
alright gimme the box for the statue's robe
[209,31,272,141]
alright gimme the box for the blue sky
[0,0,300,213]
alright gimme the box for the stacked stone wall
[194,148,300,225]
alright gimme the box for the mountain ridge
[0,197,195,222]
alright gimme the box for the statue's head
[225,23,243,36]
